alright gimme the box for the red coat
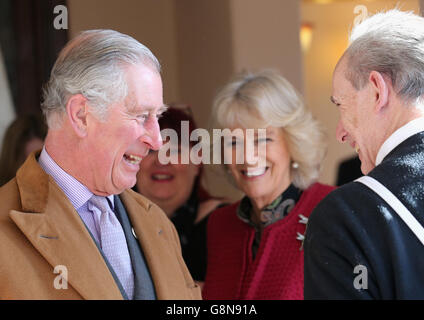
[203,183,335,300]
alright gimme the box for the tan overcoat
[0,152,201,300]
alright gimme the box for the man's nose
[336,120,348,143]
[140,117,163,151]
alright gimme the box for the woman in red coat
[202,70,335,300]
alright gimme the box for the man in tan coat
[0,30,201,300]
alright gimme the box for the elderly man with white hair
[0,29,201,300]
[304,9,424,299]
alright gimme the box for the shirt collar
[376,117,424,166]
[38,146,115,210]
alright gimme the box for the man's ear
[66,94,89,137]
[368,71,389,113]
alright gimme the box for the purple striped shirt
[38,146,114,245]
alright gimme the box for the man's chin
[109,178,137,195]
[123,180,137,192]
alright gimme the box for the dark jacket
[304,132,424,299]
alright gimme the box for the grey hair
[211,69,327,190]
[42,29,161,129]
[345,9,424,104]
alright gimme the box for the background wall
[0,0,67,151]
[230,0,303,92]
[68,0,180,104]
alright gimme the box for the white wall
[230,0,303,93]
[68,0,180,104]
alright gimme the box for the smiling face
[83,63,165,195]
[136,139,199,216]
[225,126,292,210]
[332,59,377,174]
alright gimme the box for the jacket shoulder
[309,181,369,220]
[208,201,240,223]
[297,182,336,216]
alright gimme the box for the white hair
[345,9,424,104]
[42,29,161,128]
[211,69,327,190]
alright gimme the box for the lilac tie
[88,195,134,299]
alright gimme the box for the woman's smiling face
[225,126,292,209]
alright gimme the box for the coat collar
[11,152,124,299]
[376,117,424,166]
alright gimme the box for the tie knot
[88,195,110,213]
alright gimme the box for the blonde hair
[211,69,327,190]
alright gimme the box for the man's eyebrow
[127,104,168,114]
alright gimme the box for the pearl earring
[292,161,299,169]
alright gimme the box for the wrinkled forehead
[124,63,163,104]
[332,57,351,94]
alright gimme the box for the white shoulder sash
[356,176,424,246]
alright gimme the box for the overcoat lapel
[9,154,123,300]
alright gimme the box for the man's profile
[304,10,424,299]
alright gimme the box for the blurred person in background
[0,113,47,186]
[135,105,226,287]
[202,70,335,300]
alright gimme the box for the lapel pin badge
[131,227,138,239]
